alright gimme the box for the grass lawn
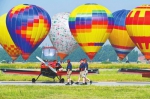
[0,62,150,69]
[0,85,150,99]
[0,69,150,82]
[1,63,150,99]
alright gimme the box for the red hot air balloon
[126,5,150,60]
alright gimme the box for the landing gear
[32,73,41,83]
[32,78,36,83]
[59,78,65,83]
[57,76,64,83]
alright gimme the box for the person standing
[65,59,74,85]
[75,59,86,85]
[83,58,92,85]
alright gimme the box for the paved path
[0,81,150,86]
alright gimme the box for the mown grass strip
[0,85,150,99]
[0,62,150,69]
[1,69,150,82]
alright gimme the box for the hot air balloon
[6,4,51,60]
[0,13,21,61]
[69,3,114,60]
[49,12,78,60]
[126,5,150,60]
[109,10,135,61]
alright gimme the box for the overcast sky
[0,0,149,52]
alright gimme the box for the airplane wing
[0,69,41,75]
[118,68,150,78]
[57,69,99,76]
[1,68,99,76]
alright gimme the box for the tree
[0,45,138,62]
[128,50,138,62]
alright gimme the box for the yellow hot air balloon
[0,13,21,61]
[109,10,135,61]
[69,3,114,60]
[126,5,150,60]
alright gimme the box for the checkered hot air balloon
[0,13,21,61]
[126,5,150,60]
[69,3,114,60]
[6,4,51,60]
[109,9,135,61]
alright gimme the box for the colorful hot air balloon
[6,4,51,60]
[0,13,21,61]
[126,5,150,60]
[49,12,78,60]
[109,10,135,60]
[69,3,114,60]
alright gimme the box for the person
[75,59,86,85]
[52,60,63,81]
[65,59,74,85]
[54,60,63,71]
[83,58,92,85]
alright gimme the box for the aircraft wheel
[32,78,36,83]
[60,78,64,83]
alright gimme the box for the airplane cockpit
[41,46,57,61]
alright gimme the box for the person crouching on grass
[65,59,74,85]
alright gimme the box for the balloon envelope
[6,4,51,60]
[49,12,78,60]
[109,9,135,60]
[69,3,114,60]
[126,5,150,60]
[0,13,21,60]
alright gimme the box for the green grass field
[1,63,150,99]
[0,68,150,82]
[0,62,150,69]
[0,85,150,99]
[0,63,150,82]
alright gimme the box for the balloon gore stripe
[79,43,104,46]
[6,4,51,60]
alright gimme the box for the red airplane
[0,46,99,83]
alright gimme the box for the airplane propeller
[36,56,57,73]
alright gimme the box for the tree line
[0,44,138,62]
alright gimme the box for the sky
[0,0,149,52]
